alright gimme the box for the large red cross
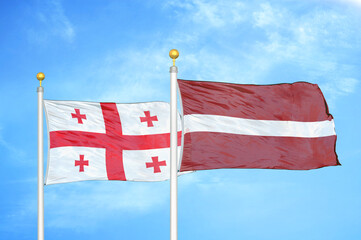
[50,103,181,180]
[75,154,89,172]
[146,156,167,173]
[140,111,158,127]
[71,108,87,124]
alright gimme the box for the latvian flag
[178,79,339,172]
[44,100,181,184]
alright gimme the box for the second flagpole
[169,49,179,240]
[37,72,45,240]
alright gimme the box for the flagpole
[37,72,45,240]
[169,49,179,240]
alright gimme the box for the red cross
[140,111,158,127]
[75,154,89,172]
[71,108,87,124]
[146,156,167,173]
[50,103,182,180]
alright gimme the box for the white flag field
[44,100,182,185]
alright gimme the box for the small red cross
[71,108,87,124]
[75,154,89,172]
[146,156,166,173]
[140,111,158,127]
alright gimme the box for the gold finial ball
[36,72,45,81]
[169,49,179,60]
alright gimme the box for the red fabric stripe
[180,132,339,171]
[50,131,182,150]
[178,80,333,122]
[100,103,125,180]
[101,103,123,136]
[50,131,107,149]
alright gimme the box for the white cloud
[92,0,360,107]
[247,3,361,108]
[0,127,26,160]
[333,0,361,7]
[165,0,246,28]
[5,181,169,231]
[29,0,75,43]
[320,77,359,108]
[253,2,284,28]
[338,78,358,93]
[44,182,169,229]
[88,47,171,103]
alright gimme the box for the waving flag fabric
[44,100,181,184]
[178,79,339,172]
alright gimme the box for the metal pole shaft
[37,86,44,240]
[170,65,178,240]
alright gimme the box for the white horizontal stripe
[184,114,336,138]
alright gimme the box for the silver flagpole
[37,72,45,240]
[169,49,179,240]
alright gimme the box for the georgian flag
[44,100,181,185]
[178,79,340,171]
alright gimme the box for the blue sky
[1,0,361,239]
